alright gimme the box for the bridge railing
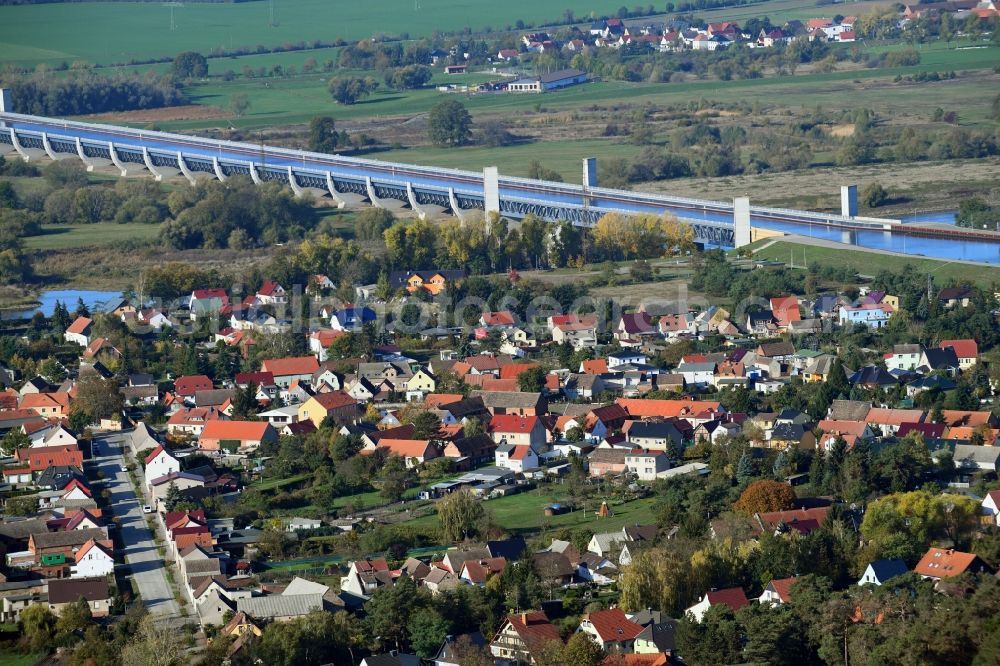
[2,112,486,182]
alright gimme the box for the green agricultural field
[23,223,162,251]
[149,40,999,131]
[0,0,662,67]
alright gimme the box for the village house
[495,443,539,473]
[64,316,94,347]
[685,587,750,622]
[144,445,181,480]
[490,611,561,664]
[549,314,599,350]
[858,559,909,586]
[390,269,465,295]
[297,390,358,427]
[578,608,644,653]
[261,356,320,389]
[48,578,111,617]
[198,420,277,452]
[489,414,546,450]
[914,547,991,581]
[70,539,114,579]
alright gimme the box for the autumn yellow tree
[591,212,693,260]
[733,480,797,515]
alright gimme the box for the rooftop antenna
[163,2,182,31]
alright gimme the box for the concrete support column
[365,177,386,209]
[142,148,164,181]
[212,157,227,182]
[76,138,97,171]
[841,185,858,218]
[406,182,429,220]
[0,88,12,114]
[287,167,304,197]
[41,132,58,160]
[448,188,467,224]
[177,152,196,185]
[734,197,751,248]
[10,129,30,161]
[108,142,129,176]
[325,173,346,208]
[248,162,262,185]
[484,166,500,218]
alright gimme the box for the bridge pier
[142,148,167,181]
[176,152,197,185]
[484,166,500,218]
[733,197,751,248]
[212,157,227,182]
[325,173,347,208]
[248,162,263,185]
[108,142,135,176]
[448,188,468,224]
[11,128,44,162]
[0,129,18,157]
[841,185,858,218]
[41,133,70,161]
[287,167,304,197]
[365,177,407,212]
[75,138,102,171]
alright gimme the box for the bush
[860,182,888,208]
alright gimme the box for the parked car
[142,505,153,513]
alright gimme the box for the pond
[1,289,122,321]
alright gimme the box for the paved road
[92,433,179,617]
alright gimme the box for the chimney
[521,612,530,625]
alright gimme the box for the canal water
[1,289,122,320]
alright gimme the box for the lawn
[0,0,658,67]
[746,239,1000,286]
[23,223,162,251]
[0,654,45,666]
[405,486,659,537]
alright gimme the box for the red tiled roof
[235,372,275,387]
[376,438,434,458]
[257,280,282,296]
[200,420,271,441]
[311,390,356,410]
[507,611,561,647]
[583,608,643,642]
[768,576,798,602]
[499,363,538,381]
[581,359,609,375]
[603,655,668,666]
[174,375,213,396]
[939,339,977,359]
[616,398,721,419]
[490,414,539,434]
[509,445,532,461]
[482,311,516,326]
[192,288,228,300]
[74,539,112,563]
[66,316,93,335]
[914,547,983,578]
[261,356,320,377]
[144,445,172,465]
[706,587,750,612]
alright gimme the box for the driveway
[92,432,179,617]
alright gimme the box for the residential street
[92,432,179,617]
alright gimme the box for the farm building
[507,69,588,93]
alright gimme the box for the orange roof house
[770,295,802,328]
[198,420,277,452]
[914,547,991,580]
[260,356,320,386]
[616,398,722,419]
[19,392,71,418]
[370,438,439,467]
